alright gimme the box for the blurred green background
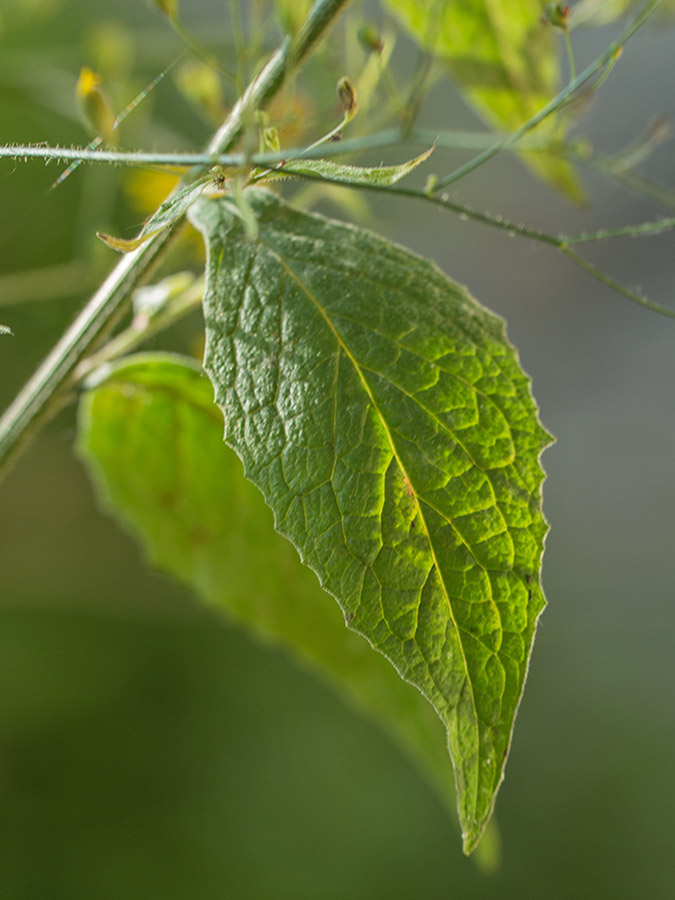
[1,1,674,897]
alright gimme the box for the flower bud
[76,67,116,144]
[151,0,178,17]
[263,127,281,154]
[357,24,384,55]
[542,3,571,30]
[337,76,358,119]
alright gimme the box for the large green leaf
[384,0,584,201]
[189,188,552,852]
[77,353,457,821]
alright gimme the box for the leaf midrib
[257,232,485,819]
[247,229,527,551]
[256,231,513,633]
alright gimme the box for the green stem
[563,30,576,83]
[277,168,675,319]
[565,217,675,244]
[560,246,675,320]
[0,129,554,169]
[168,13,237,83]
[0,0,351,482]
[228,0,247,92]
[585,159,675,212]
[278,165,563,245]
[75,276,205,382]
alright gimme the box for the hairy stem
[0,0,350,482]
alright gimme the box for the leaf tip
[97,230,149,253]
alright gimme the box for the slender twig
[566,137,675,212]
[275,167,675,319]
[401,49,435,133]
[279,163,675,250]
[585,159,675,212]
[0,133,458,168]
[229,0,247,93]
[166,13,237,83]
[5,118,669,178]
[563,31,577,83]
[75,276,205,382]
[0,129,616,169]
[0,0,351,481]
[560,246,675,319]
[51,57,183,189]
[564,218,675,244]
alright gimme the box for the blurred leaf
[174,60,225,124]
[190,188,552,852]
[125,169,182,215]
[84,20,135,79]
[570,0,632,26]
[1,0,66,27]
[572,0,675,25]
[275,0,313,35]
[384,0,584,201]
[77,353,458,822]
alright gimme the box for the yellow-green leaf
[385,0,584,201]
[266,145,434,187]
[98,177,209,253]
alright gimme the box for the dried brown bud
[337,76,358,119]
[151,0,178,18]
[358,24,384,55]
[542,3,571,30]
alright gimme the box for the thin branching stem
[585,159,675,212]
[278,162,675,250]
[6,121,671,216]
[560,246,675,320]
[0,131,515,168]
[564,218,675,244]
[167,12,237,83]
[75,277,205,382]
[275,167,675,319]
[431,0,663,192]
[563,30,577,82]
